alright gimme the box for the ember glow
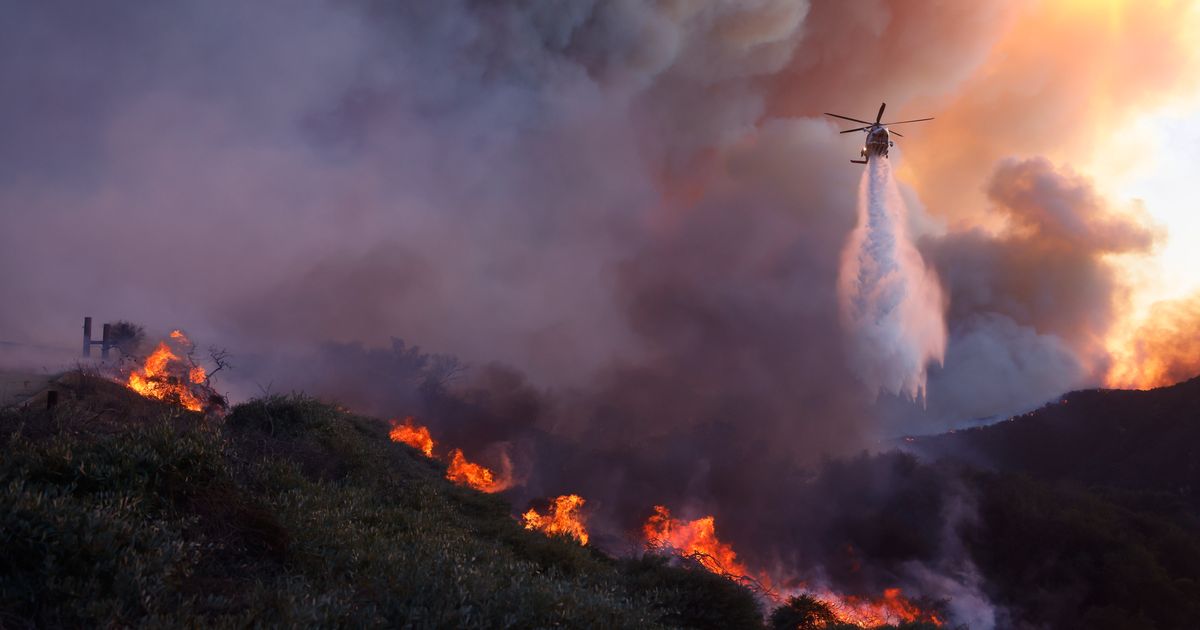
[445,448,512,494]
[522,494,589,545]
[389,417,436,457]
[125,330,206,412]
[642,506,750,578]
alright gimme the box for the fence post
[82,317,92,358]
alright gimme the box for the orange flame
[389,417,436,457]
[1106,293,1200,389]
[446,448,512,493]
[814,587,943,627]
[640,507,942,626]
[189,365,207,384]
[125,331,205,412]
[522,494,589,545]
[642,505,750,577]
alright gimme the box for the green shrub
[226,395,340,437]
[769,594,839,629]
[0,481,201,626]
[620,554,764,629]
[1,393,715,628]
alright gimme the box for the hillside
[0,373,934,629]
[5,373,1200,628]
[906,376,1200,509]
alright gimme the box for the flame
[125,331,205,412]
[382,418,514,492]
[642,505,750,577]
[522,494,589,545]
[640,508,942,626]
[189,365,206,384]
[1105,293,1200,389]
[446,448,512,493]
[812,587,943,628]
[389,417,436,457]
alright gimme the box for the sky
[1100,100,1200,306]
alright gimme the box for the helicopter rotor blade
[882,117,935,125]
[824,113,874,125]
[875,102,886,124]
[840,126,870,134]
[889,130,904,137]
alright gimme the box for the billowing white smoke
[838,158,947,400]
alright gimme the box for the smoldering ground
[3,1,1199,625]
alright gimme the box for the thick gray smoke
[0,2,1172,624]
[0,0,1090,439]
[838,158,946,400]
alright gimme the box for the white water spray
[838,158,947,400]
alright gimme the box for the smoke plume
[838,158,946,400]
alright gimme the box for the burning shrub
[389,416,435,456]
[522,494,589,545]
[122,330,224,413]
[445,448,513,493]
[769,593,944,629]
[642,505,750,578]
[384,416,513,493]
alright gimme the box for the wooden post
[82,317,92,358]
[101,323,111,360]
[46,390,58,410]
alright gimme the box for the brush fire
[642,505,751,577]
[818,588,944,627]
[123,330,214,412]
[446,448,513,493]
[641,505,941,627]
[388,417,513,493]
[389,417,435,457]
[522,494,589,545]
[383,421,946,624]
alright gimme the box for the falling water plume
[837,158,947,401]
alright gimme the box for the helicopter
[825,102,933,164]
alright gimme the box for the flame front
[125,333,205,412]
[383,418,513,492]
[642,505,749,577]
[815,587,943,628]
[389,417,436,457]
[446,448,512,493]
[522,494,589,545]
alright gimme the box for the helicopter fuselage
[864,126,892,157]
[826,102,931,165]
[851,126,893,164]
